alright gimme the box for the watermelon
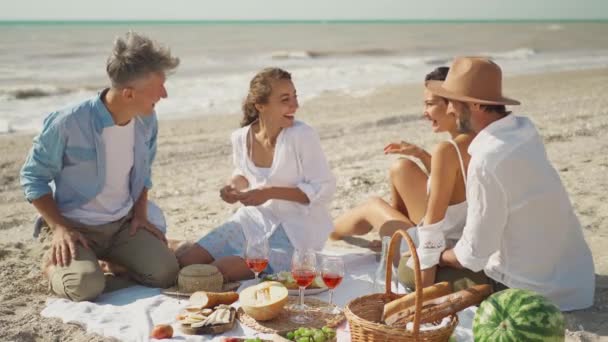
[473,289,565,342]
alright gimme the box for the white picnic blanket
[41,249,477,342]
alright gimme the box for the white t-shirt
[63,120,135,225]
[453,115,595,311]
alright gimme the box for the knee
[389,158,419,180]
[58,268,106,302]
[143,256,180,288]
[177,244,214,268]
[213,256,252,282]
[366,196,386,208]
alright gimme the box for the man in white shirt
[425,56,595,311]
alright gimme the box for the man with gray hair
[20,32,180,301]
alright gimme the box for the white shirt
[63,120,135,225]
[231,120,336,251]
[453,115,595,311]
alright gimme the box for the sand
[0,68,607,341]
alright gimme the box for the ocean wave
[482,48,537,60]
[270,48,398,59]
[0,85,99,101]
[546,24,564,31]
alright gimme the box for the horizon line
[1,18,608,25]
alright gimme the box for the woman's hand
[384,141,424,158]
[237,188,271,206]
[220,185,241,204]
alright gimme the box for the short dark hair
[425,67,450,103]
[480,104,512,116]
[425,66,449,82]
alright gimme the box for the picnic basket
[344,229,458,341]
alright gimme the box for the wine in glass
[244,238,269,281]
[321,255,344,314]
[290,249,317,324]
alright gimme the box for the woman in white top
[178,68,336,281]
[331,67,479,289]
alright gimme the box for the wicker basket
[344,230,458,341]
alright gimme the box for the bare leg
[389,158,428,225]
[331,196,415,240]
[331,158,427,241]
[212,256,254,282]
[421,266,438,288]
[176,244,215,267]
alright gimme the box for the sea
[1,21,608,133]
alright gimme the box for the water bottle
[372,236,391,293]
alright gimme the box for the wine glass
[320,255,345,314]
[289,249,317,324]
[244,238,269,281]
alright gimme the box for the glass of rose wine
[290,249,317,324]
[320,255,344,314]
[244,238,269,282]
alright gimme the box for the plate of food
[261,272,328,296]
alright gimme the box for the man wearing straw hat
[422,56,594,311]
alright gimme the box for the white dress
[229,120,336,251]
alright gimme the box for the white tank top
[425,139,468,245]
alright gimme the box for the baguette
[382,282,451,322]
[189,291,239,309]
[386,284,492,327]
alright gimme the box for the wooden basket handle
[385,229,422,338]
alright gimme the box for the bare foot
[98,260,128,275]
[170,240,194,258]
[329,232,344,241]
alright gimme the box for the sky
[0,0,607,21]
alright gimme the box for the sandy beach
[0,68,607,341]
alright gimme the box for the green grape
[312,331,327,342]
[286,332,295,340]
[301,330,314,337]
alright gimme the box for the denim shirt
[20,89,158,213]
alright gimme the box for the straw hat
[425,56,520,106]
[162,264,240,297]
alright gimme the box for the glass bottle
[372,236,391,293]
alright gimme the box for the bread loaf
[382,281,451,322]
[189,291,239,309]
[386,284,492,327]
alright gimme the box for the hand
[129,214,167,244]
[220,185,241,204]
[384,141,424,158]
[237,188,270,206]
[51,225,90,267]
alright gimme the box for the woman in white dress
[330,67,484,290]
[177,68,336,281]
